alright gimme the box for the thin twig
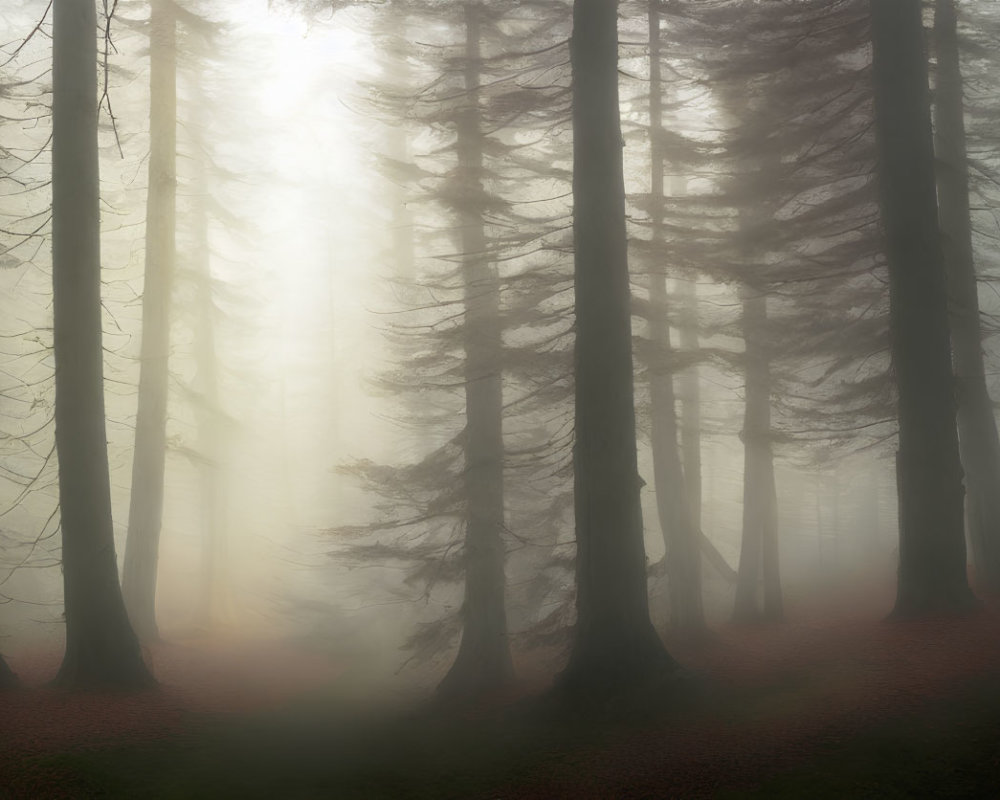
[99,0,124,158]
[0,0,53,69]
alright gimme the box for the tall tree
[185,55,227,629]
[122,0,178,642]
[733,285,782,622]
[51,0,152,688]
[558,0,674,695]
[437,1,514,699]
[646,0,703,635]
[933,0,1000,594]
[870,0,976,615]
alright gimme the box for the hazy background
[0,0,904,675]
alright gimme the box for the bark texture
[438,2,514,699]
[870,0,976,616]
[122,0,177,642]
[647,0,704,635]
[52,0,153,688]
[933,0,1000,594]
[559,0,674,695]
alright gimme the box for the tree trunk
[0,654,17,689]
[733,288,782,622]
[438,2,513,699]
[870,0,976,616]
[678,276,701,531]
[761,436,782,618]
[186,71,227,630]
[864,460,881,555]
[122,0,177,643]
[559,0,674,696]
[646,0,703,636]
[933,0,1000,594]
[51,0,153,689]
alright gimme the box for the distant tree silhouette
[436,2,514,699]
[644,0,704,635]
[122,0,178,643]
[333,0,576,677]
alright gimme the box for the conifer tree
[558,0,674,695]
[122,0,178,642]
[645,0,703,634]
[870,0,976,615]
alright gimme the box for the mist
[1,0,1000,796]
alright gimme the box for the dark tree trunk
[51,0,153,689]
[122,0,177,643]
[647,0,703,636]
[733,288,782,622]
[558,0,674,695]
[0,654,17,689]
[870,0,976,616]
[933,0,1000,594]
[438,2,514,699]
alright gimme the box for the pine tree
[437,2,514,699]
[557,0,674,695]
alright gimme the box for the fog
[2,0,1000,796]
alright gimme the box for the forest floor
[2,569,1000,798]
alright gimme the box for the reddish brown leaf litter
[3,575,1000,798]
[505,609,1000,798]
[504,574,1000,798]
[0,635,345,768]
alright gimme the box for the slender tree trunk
[678,276,701,530]
[438,2,513,699]
[194,199,225,630]
[52,0,152,688]
[186,78,226,630]
[761,435,781,616]
[733,288,782,621]
[933,0,1000,594]
[864,460,880,555]
[647,0,703,635]
[816,475,824,566]
[559,0,674,695]
[870,0,976,616]
[122,0,177,642]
